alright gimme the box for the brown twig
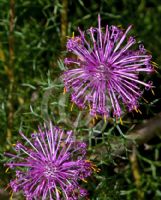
[130,146,144,200]
[93,113,161,160]
[60,0,68,50]
[9,0,15,65]
[6,0,15,144]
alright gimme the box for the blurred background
[0,0,161,199]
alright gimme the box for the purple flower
[5,123,93,200]
[63,15,154,118]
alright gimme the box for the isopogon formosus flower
[4,123,96,200]
[63,15,155,119]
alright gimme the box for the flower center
[95,64,111,81]
[44,164,58,178]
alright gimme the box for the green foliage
[0,0,161,199]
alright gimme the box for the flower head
[5,123,93,200]
[63,15,154,118]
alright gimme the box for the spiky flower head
[5,123,93,200]
[63,15,154,118]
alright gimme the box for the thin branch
[6,0,15,144]
[60,0,68,49]
[9,0,15,66]
[130,146,144,200]
[93,113,161,160]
